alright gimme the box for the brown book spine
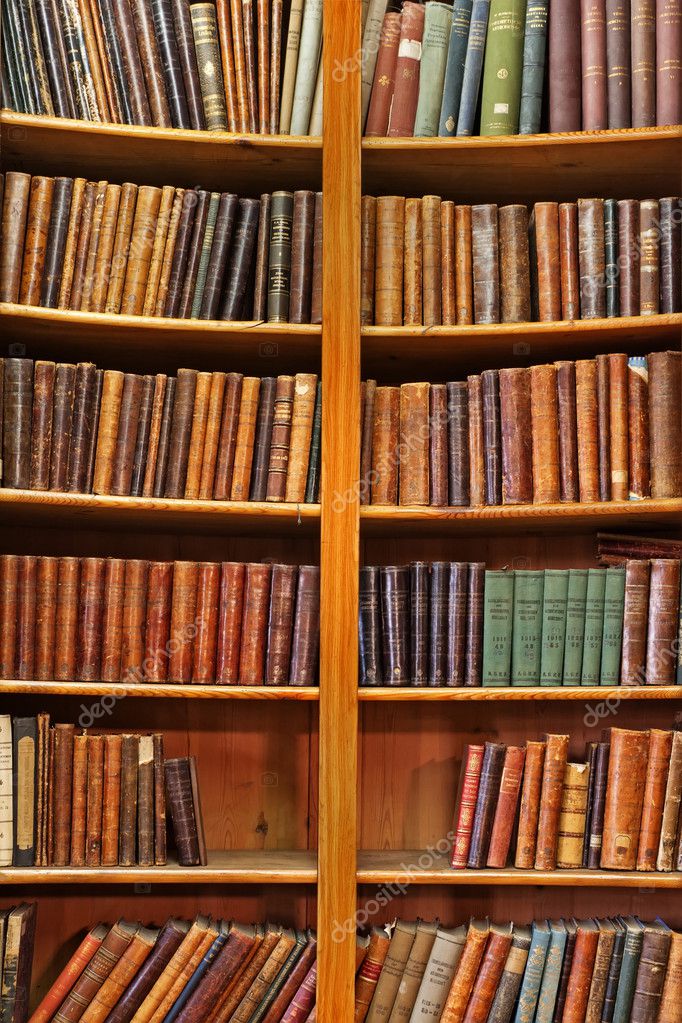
[454,205,474,325]
[0,172,31,303]
[143,185,175,315]
[441,200,456,326]
[360,379,376,506]
[78,0,111,119]
[562,928,600,1023]
[467,375,485,507]
[462,930,514,1023]
[144,561,174,682]
[69,182,96,311]
[110,373,144,497]
[639,199,660,315]
[35,557,58,681]
[153,733,166,864]
[29,360,56,491]
[403,198,423,326]
[130,374,155,497]
[55,557,80,680]
[555,360,580,502]
[164,757,201,865]
[142,375,169,497]
[198,372,227,500]
[578,197,606,318]
[15,556,37,681]
[168,561,199,683]
[0,555,19,679]
[659,931,682,1023]
[154,190,185,316]
[630,927,672,1023]
[3,358,33,490]
[252,192,272,320]
[284,373,318,504]
[183,371,213,499]
[648,350,682,498]
[632,0,656,125]
[266,375,295,502]
[238,563,272,684]
[137,735,154,866]
[375,196,405,325]
[499,367,532,504]
[289,190,315,324]
[645,558,681,684]
[47,362,73,490]
[265,563,297,684]
[66,361,98,494]
[152,377,177,498]
[213,372,244,501]
[120,185,162,315]
[57,177,86,309]
[371,386,400,505]
[41,176,75,307]
[230,376,261,501]
[92,370,125,495]
[105,182,139,314]
[604,352,628,501]
[119,734,139,865]
[627,357,650,500]
[575,359,600,502]
[472,204,500,324]
[365,12,402,136]
[164,368,198,498]
[101,733,123,866]
[601,726,650,868]
[530,364,560,503]
[399,382,430,506]
[422,195,442,327]
[617,198,640,316]
[636,728,673,869]
[534,733,570,869]
[290,564,320,686]
[121,559,149,679]
[429,384,449,507]
[559,202,580,320]
[101,558,126,683]
[131,0,172,125]
[620,559,650,685]
[77,557,105,681]
[499,205,531,323]
[514,739,546,868]
[70,733,89,867]
[440,924,490,1023]
[310,191,323,325]
[79,180,108,311]
[216,562,246,684]
[534,202,562,321]
[52,723,75,866]
[191,562,220,683]
[216,0,239,130]
[487,746,526,868]
[85,733,105,866]
[19,175,55,306]
[659,196,682,314]
[361,195,377,326]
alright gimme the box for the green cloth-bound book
[511,570,544,686]
[482,570,515,686]
[480,0,527,135]
[539,570,569,686]
[414,2,454,136]
[562,569,588,685]
[600,567,626,685]
[580,569,607,685]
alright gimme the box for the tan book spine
[0,172,31,303]
[556,761,590,868]
[85,732,104,866]
[141,375,168,498]
[514,740,546,868]
[77,0,110,119]
[636,729,674,870]
[101,733,123,866]
[198,372,227,500]
[375,196,405,325]
[105,182,139,314]
[607,352,629,501]
[601,726,650,869]
[499,204,531,322]
[120,186,162,316]
[168,561,199,683]
[403,198,423,326]
[530,364,560,503]
[422,195,442,326]
[441,200,456,326]
[80,180,108,311]
[285,372,318,503]
[534,201,561,321]
[19,175,55,306]
[35,556,58,681]
[455,205,473,324]
[183,371,213,499]
[143,185,176,316]
[70,733,89,866]
[371,386,400,505]
[92,370,125,495]
[534,733,570,870]
[575,359,600,502]
[69,182,96,310]
[121,559,149,678]
[57,177,87,309]
[149,928,217,1022]
[154,189,185,316]
[399,382,430,506]
[657,730,682,870]
[216,1,240,131]
[279,0,304,133]
[230,376,261,501]
[130,920,211,1022]
[468,375,485,507]
[89,183,122,312]
[82,927,158,1023]
[361,195,377,326]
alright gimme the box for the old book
[119,185,162,315]
[445,561,468,687]
[288,190,315,323]
[605,0,631,126]
[387,3,425,136]
[534,733,570,869]
[635,728,674,870]
[623,356,650,500]
[450,743,485,868]
[548,0,581,129]
[117,734,139,866]
[529,364,560,502]
[611,917,646,1023]
[558,201,580,320]
[599,566,626,685]
[365,12,401,137]
[481,570,514,686]
[510,570,544,686]
[0,558,18,680]
[487,746,526,868]
[29,360,55,491]
[498,204,531,322]
[403,198,423,325]
[380,566,409,685]
[134,734,154,866]
[290,565,320,686]
[101,733,123,866]
[656,730,682,870]
[189,2,228,128]
[3,359,33,490]
[600,922,626,1023]
[631,0,656,125]
[40,176,74,308]
[264,564,297,685]
[35,558,57,682]
[466,741,506,867]
[365,920,417,1021]
[304,379,322,503]
[0,172,31,303]
[51,722,75,866]
[514,739,546,868]
[556,761,590,867]
[15,556,37,681]
[54,558,80,681]
[481,369,501,505]
[53,921,138,1023]
[471,204,499,323]
[658,930,682,1023]
[216,562,246,684]
[460,925,513,1023]
[285,373,317,504]
[600,726,649,869]
[574,359,600,503]
[532,202,561,320]
[645,559,681,684]
[422,196,442,326]
[580,0,608,129]
[29,923,108,1023]
[65,361,98,493]
[216,924,279,1019]
[586,741,611,868]
[238,562,272,684]
[521,921,561,1023]
[398,382,430,505]
[440,919,490,1022]
[578,198,606,318]
[638,199,660,316]
[441,200,456,324]
[18,175,54,307]
[267,190,294,322]
[1,902,37,1023]
[164,755,201,865]
[375,196,405,325]
[539,570,569,686]
[70,733,89,866]
[407,561,428,686]
[487,927,532,1023]
[84,733,105,867]
[191,562,220,684]
[166,560,198,683]
[619,559,650,685]
[561,923,601,1023]
[629,923,673,1023]
[581,568,606,685]
[659,197,682,314]
[454,204,474,324]
[455,0,492,134]
[360,196,377,326]
[414,4,452,137]
[371,386,400,504]
[447,380,469,506]
[464,562,485,686]
[360,566,383,686]
[0,716,11,866]
[649,350,682,499]
[427,562,449,686]
[220,197,260,320]
[11,717,36,867]
[92,369,124,495]
[428,385,448,508]
[229,376,261,501]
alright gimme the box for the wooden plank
[0,680,318,700]
[362,128,681,200]
[1,111,322,192]
[359,686,682,701]
[318,2,361,1018]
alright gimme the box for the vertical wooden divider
[318,1,361,1017]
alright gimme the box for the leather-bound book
[182,371,212,499]
[228,375,260,500]
[548,0,581,129]
[102,181,137,314]
[92,370,124,495]
[629,924,673,1023]
[175,926,259,1023]
[175,190,209,318]
[429,384,448,506]
[441,201,456,325]
[403,198,423,325]
[555,361,579,502]
[605,0,631,127]
[620,559,650,685]
[68,182,96,311]
[52,921,137,1022]
[309,191,323,325]
[142,185,175,315]
[215,924,277,1020]
[29,360,55,491]
[0,172,31,303]
[659,197,682,314]
[580,0,608,129]
[3,359,33,490]
[136,734,155,866]
[447,379,469,506]
[499,205,531,322]
[428,561,449,686]
[361,196,378,327]
[534,202,561,321]
[150,0,191,128]
[586,741,610,867]
[288,190,315,324]
[28,923,108,1023]
[562,924,600,1023]
[167,560,198,683]
[162,368,197,498]
[558,202,580,320]
[109,0,152,123]
[190,562,220,684]
[130,375,156,497]
[289,565,320,686]
[195,372,227,500]
[487,927,532,1023]
[198,192,237,321]
[209,372,241,500]
[631,0,656,125]
[387,2,426,136]
[551,922,578,1023]
[365,13,401,136]
[165,756,201,864]
[248,377,277,502]
[499,367,532,504]
[607,353,629,501]
[422,195,442,326]
[534,733,569,869]
[18,175,54,307]
[15,555,37,681]
[471,204,500,324]
[467,741,506,867]
[100,559,126,683]
[649,350,682,498]
[556,761,590,868]
[267,190,294,323]
[121,559,149,679]
[10,715,35,867]
[54,557,80,681]
[616,198,640,316]
[600,923,625,1023]
[364,919,416,1021]
[371,386,400,504]
[464,561,485,687]
[134,916,213,1019]
[462,926,513,1023]
[104,919,189,1023]
[600,726,649,868]
[77,557,105,681]
[574,359,600,502]
[380,566,409,685]
[70,733,89,866]
[514,739,546,868]
[262,934,317,1023]
[481,369,501,505]
[215,562,245,684]
[101,733,123,865]
[86,369,104,494]
[360,566,383,686]
[639,200,660,315]
[374,196,405,325]
[246,191,270,320]
[387,920,437,1020]
[171,0,206,129]
[155,190,186,315]
[408,561,429,686]
[79,181,108,312]
[360,379,377,505]
[645,558,680,684]
[304,380,322,503]
[636,728,673,870]
[150,376,177,496]
[487,745,526,867]
[118,734,140,865]
[81,925,159,1021]
[0,556,19,680]
[530,364,560,504]
[219,198,259,321]
[604,198,619,318]
[578,198,606,318]
[451,744,486,868]
[65,361,97,493]
[454,205,474,324]
[237,563,272,684]
[265,564,297,684]
[190,191,223,318]
[35,557,57,681]
[355,927,391,1022]
[141,375,168,497]
[658,930,682,1023]
[399,382,430,505]
[162,189,197,318]
[439,920,490,1023]
[51,723,75,866]
[85,733,105,866]
[152,733,166,864]
[657,730,682,870]
[40,177,74,307]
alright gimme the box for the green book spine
[580,568,607,685]
[611,919,644,1023]
[190,191,221,319]
[482,570,515,686]
[562,569,588,684]
[599,566,626,685]
[510,570,544,686]
[539,569,569,686]
[414,2,454,136]
[479,0,527,135]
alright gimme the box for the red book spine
[450,744,485,868]
[28,928,105,1023]
[192,562,220,683]
[238,563,272,684]
[121,559,149,680]
[77,558,106,681]
[144,562,174,682]
[35,556,58,681]
[216,562,246,684]
[100,559,126,683]
[387,3,425,137]
[16,555,37,680]
[486,746,526,868]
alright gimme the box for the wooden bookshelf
[2,5,682,1017]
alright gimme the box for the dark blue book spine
[604,199,619,318]
[163,929,229,1022]
[518,0,548,133]
[150,0,191,128]
[456,0,491,135]
[438,0,474,135]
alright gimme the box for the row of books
[0,173,322,324]
[26,913,316,1023]
[450,726,682,873]
[0,716,207,869]
[3,0,324,135]
[355,914,681,1023]
[359,560,682,687]
[0,358,321,504]
[360,351,682,510]
[361,0,682,139]
[0,903,35,1023]
[0,556,321,686]
[361,195,682,326]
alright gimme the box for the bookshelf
[1,1,681,1018]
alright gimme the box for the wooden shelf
[0,680,318,700]
[0,489,319,536]
[356,851,682,887]
[362,315,682,379]
[359,686,680,701]
[361,498,682,536]
[0,111,322,192]
[0,849,318,885]
[0,303,321,375]
[362,127,682,201]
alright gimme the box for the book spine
[164,756,200,864]
[514,739,546,867]
[648,350,682,499]
[467,742,506,867]
[130,375,156,497]
[604,197,619,317]
[152,377,177,497]
[519,0,548,132]
[380,565,410,684]
[558,201,580,320]
[289,0,323,134]
[289,190,315,324]
[446,379,469,507]
[267,191,294,323]
[399,382,430,506]
[84,733,104,866]
[403,198,423,325]
[533,202,561,320]
[97,0,133,123]
[632,0,656,125]
[386,2,426,136]
[451,744,485,867]
[310,191,323,325]
[35,557,58,681]
[163,367,198,498]
[645,558,681,684]
[28,360,55,491]
[471,204,500,323]
[605,0,631,126]
[464,562,485,686]
[183,371,213,499]
[659,197,682,314]
[375,196,405,325]
[530,364,560,503]
[168,561,198,683]
[639,199,660,315]
[15,555,37,681]
[439,0,474,135]
[290,565,320,685]
[556,761,590,867]
[600,565,625,684]
[428,561,450,686]
[54,557,80,680]
[499,367,532,504]
[581,0,608,128]
[601,727,650,868]
[230,376,261,502]
[534,732,569,869]
[636,728,673,869]
[52,722,75,865]
[304,380,322,503]
[76,556,105,681]
[578,197,606,318]
[371,386,400,504]
[151,0,191,127]
[0,172,31,302]
[630,928,673,1023]
[455,204,474,323]
[575,360,600,502]
[429,384,449,507]
[191,562,220,683]
[265,564,297,684]
[563,928,600,1023]
[219,197,260,320]
[414,2,453,138]
[456,0,491,135]
[29,927,105,1023]
[487,745,526,867]
[480,0,526,135]
[365,12,401,137]
[238,563,272,684]
[620,559,650,685]
[555,361,579,502]
[360,566,383,686]
[441,201,456,324]
[548,0,581,129]
[216,561,246,683]
[100,558,126,683]
[197,372,227,500]
[539,569,569,685]
[143,561,173,682]
[510,569,543,686]
[213,372,243,500]
[190,2,228,128]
